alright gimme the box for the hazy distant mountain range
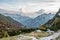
[22,13,54,28]
[0,9,55,28]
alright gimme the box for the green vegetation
[0,14,23,38]
[21,28,36,33]
[8,30,20,36]
[50,23,60,31]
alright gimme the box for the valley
[0,8,60,40]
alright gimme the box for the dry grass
[29,31,49,39]
[0,31,49,40]
[0,36,16,40]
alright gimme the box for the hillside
[49,8,60,31]
[39,8,60,31]
[0,14,23,29]
[0,14,24,37]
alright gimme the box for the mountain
[0,9,55,28]
[35,9,45,14]
[49,8,60,31]
[0,14,24,31]
[3,13,32,26]
[21,13,55,28]
[0,9,32,26]
[41,8,60,31]
[8,13,54,28]
[33,13,54,27]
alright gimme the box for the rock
[35,30,42,33]
[46,29,54,35]
[39,37,51,40]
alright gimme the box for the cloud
[0,0,57,3]
[0,0,60,18]
[0,0,60,12]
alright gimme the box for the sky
[0,0,60,13]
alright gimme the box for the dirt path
[48,31,60,40]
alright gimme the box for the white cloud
[0,0,60,18]
[0,0,60,13]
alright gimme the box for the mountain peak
[58,8,60,11]
[57,8,60,13]
[55,8,60,17]
[36,9,45,14]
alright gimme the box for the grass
[0,31,50,40]
[29,31,49,39]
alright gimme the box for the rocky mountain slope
[0,14,24,31]
[40,8,60,31]
[23,13,54,28]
